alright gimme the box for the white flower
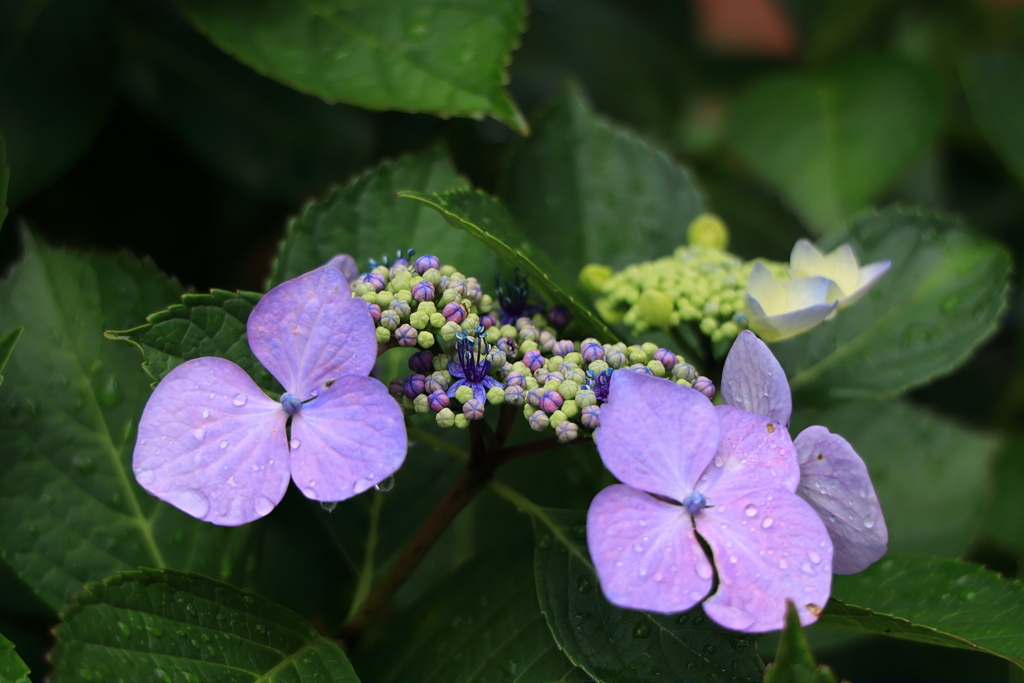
[789,239,891,309]
[743,263,837,343]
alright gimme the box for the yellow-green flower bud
[375,326,392,345]
[417,331,435,348]
[410,310,430,330]
[523,404,537,418]
[396,289,414,305]
[579,263,613,292]
[637,289,674,328]
[687,212,730,249]
[361,291,377,304]
[486,386,505,405]
[628,347,648,365]
[520,340,539,353]
[436,407,455,428]
[561,399,580,419]
[559,380,579,400]
[647,360,666,377]
[454,385,474,404]
[439,321,461,342]
[589,359,610,374]
[595,298,624,324]
[454,413,469,429]
[429,312,446,328]
[549,410,567,428]
[418,300,437,316]
[413,394,430,414]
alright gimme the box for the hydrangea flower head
[722,330,888,574]
[788,239,891,309]
[587,368,833,632]
[133,266,407,526]
[743,262,838,342]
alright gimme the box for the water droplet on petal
[801,562,813,574]
[638,518,647,527]
[744,504,757,517]
[192,428,205,441]
[290,438,301,449]
[202,409,210,419]
[633,543,643,553]
[864,517,875,529]
[254,496,275,517]
[321,501,338,512]
[729,555,737,563]
[714,456,723,467]
[233,394,247,406]
[178,489,210,518]
[219,440,228,449]
[695,562,713,580]
[374,475,395,492]
[809,550,821,564]
[761,517,773,528]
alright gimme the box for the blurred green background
[3,0,1024,680]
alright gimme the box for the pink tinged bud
[527,387,546,407]
[428,390,450,412]
[425,373,448,393]
[412,280,435,302]
[693,376,716,400]
[463,398,486,420]
[581,404,601,429]
[653,348,676,370]
[442,302,465,323]
[552,339,574,357]
[366,302,381,323]
[480,312,498,329]
[389,299,411,318]
[364,272,387,292]
[540,391,564,414]
[415,254,441,274]
[505,371,526,387]
[539,331,556,352]
[388,377,405,400]
[555,420,578,443]
[395,324,418,347]
[379,310,400,331]
[581,341,605,363]
[528,411,550,431]
[408,350,434,374]
[523,349,545,371]
[403,374,426,398]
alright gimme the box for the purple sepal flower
[442,302,466,324]
[428,390,450,412]
[653,348,676,370]
[133,266,407,526]
[721,330,887,575]
[415,254,441,274]
[363,272,386,292]
[588,370,831,632]
[463,398,486,420]
[523,349,545,371]
[408,350,434,375]
[446,334,501,405]
[539,391,564,414]
[552,339,574,357]
[395,324,418,347]
[412,280,435,303]
[325,254,360,283]
[693,376,716,400]
[403,374,426,398]
[587,369,613,403]
[581,341,605,363]
[480,312,498,329]
[581,404,601,429]
[366,302,381,324]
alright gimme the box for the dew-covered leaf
[773,207,1011,401]
[960,50,1024,189]
[0,232,257,609]
[356,552,586,682]
[728,56,941,234]
[105,289,278,393]
[176,0,528,133]
[763,603,837,683]
[0,633,30,683]
[0,0,117,204]
[399,188,619,341]
[822,555,1024,668]
[49,568,359,683]
[531,508,763,683]
[0,327,22,387]
[269,147,493,288]
[501,84,703,275]
[791,399,997,558]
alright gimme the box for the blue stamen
[280,392,303,415]
[681,490,707,515]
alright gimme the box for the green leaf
[960,50,1024,188]
[981,434,1024,557]
[176,0,528,134]
[531,508,764,683]
[0,0,117,205]
[822,555,1024,668]
[119,14,375,200]
[728,56,941,234]
[501,84,703,275]
[0,134,8,230]
[269,146,489,287]
[773,207,1011,401]
[0,633,30,683]
[0,232,257,610]
[356,552,585,683]
[791,400,998,557]
[399,188,620,341]
[50,568,360,683]
[105,289,280,394]
[0,327,22,387]
[763,603,837,683]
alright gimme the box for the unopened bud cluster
[351,253,492,351]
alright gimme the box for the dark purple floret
[447,331,502,404]
[548,305,573,330]
[586,368,614,403]
[495,270,545,325]
[408,350,434,374]
[403,374,426,398]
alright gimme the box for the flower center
[280,392,303,415]
[681,490,707,515]
[586,368,614,402]
[453,329,491,384]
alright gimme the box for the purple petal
[446,379,466,399]
[471,383,488,405]
[325,253,360,283]
[795,426,888,574]
[595,371,720,502]
[289,375,407,502]
[247,266,376,399]
[721,330,792,426]
[447,360,466,379]
[587,485,713,613]
[695,489,832,632]
[133,357,290,526]
[698,405,800,497]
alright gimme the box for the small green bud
[462,313,480,330]
[478,294,493,313]
[500,324,517,338]
[559,380,579,400]
[561,399,580,419]
[595,298,624,324]
[410,310,430,330]
[418,300,437,316]
[454,385,474,404]
[523,404,537,418]
[484,327,501,345]
[647,360,666,377]
[687,212,730,249]
[520,340,539,353]
[439,288,459,305]
[439,321,461,342]
[433,353,450,371]
[413,394,430,414]
[454,413,469,429]
[641,342,659,357]
[576,389,597,408]
[422,268,441,286]
[436,407,455,427]
[545,379,562,393]
[417,331,435,348]
[486,386,505,405]
[525,376,539,390]
[396,289,414,305]
[564,352,582,365]
[375,290,395,308]
[549,410,567,428]
[401,396,414,411]
[589,359,610,374]
[579,263,613,292]
[353,282,374,297]
[546,356,564,372]
[628,347,648,365]
[361,292,377,304]
[700,316,718,335]
[375,326,392,345]
[429,312,446,328]
[637,289,674,328]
